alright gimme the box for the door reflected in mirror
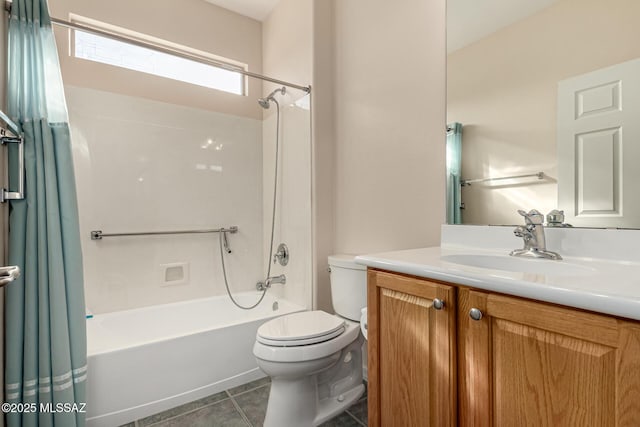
[446,0,640,228]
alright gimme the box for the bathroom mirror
[446,0,640,228]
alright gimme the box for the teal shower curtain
[446,123,462,224]
[5,1,87,426]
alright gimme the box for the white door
[557,57,640,228]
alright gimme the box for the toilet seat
[257,311,345,347]
[254,315,361,363]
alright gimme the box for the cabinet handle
[433,298,444,310]
[469,308,483,321]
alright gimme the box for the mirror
[446,0,640,228]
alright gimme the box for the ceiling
[447,0,561,53]
[203,0,561,49]
[203,0,279,21]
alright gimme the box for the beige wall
[311,0,336,312]
[262,0,312,95]
[332,0,446,254]
[448,0,640,225]
[261,0,448,312]
[49,0,263,119]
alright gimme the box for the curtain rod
[4,0,312,94]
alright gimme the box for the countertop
[356,246,640,321]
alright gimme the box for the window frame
[67,14,249,96]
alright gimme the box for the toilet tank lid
[328,254,366,271]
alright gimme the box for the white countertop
[355,246,640,321]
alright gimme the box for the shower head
[258,87,286,109]
[258,98,271,109]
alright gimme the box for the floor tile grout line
[142,396,232,427]
[345,409,366,427]
[228,383,271,398]
[229,394,254,427]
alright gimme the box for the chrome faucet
[510,209,562,260]
[256,274,286,291]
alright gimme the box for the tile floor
[120,377,368,427]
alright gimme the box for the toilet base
[314,383,364,426]
[261,335,365,427]
[263,379,364,427]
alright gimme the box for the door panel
[459,288,640,426]
[557,57,640,227]
[379,288,432,426]
[368,270,456,427]
[493,319,615,427]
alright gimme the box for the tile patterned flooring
[120,377,368,427]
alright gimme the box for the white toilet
[253,254,367,427]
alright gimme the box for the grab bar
[0,109,24,203]
[0,265,20,287]
[461,172,544,187]
[91,226,239,240]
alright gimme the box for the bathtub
[85,292,304,427]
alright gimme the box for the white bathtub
[85,292,304,427]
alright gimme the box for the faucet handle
[547,209,564,224]
[518,209,544,225]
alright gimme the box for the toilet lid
[257,311,346,347]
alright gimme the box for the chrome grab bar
[0,110,25,203]
[91,226,238,240]
[461,171,544,187]
[0,265,20,287]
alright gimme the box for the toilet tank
[328,254,367,321]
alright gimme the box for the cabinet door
[458,288,640,427]
[368,269,456,427]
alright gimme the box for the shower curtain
[5,1,87,426]
[446,123,462,224]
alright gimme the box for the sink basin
[441,254,595,276]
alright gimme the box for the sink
[440,254,595,276]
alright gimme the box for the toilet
[253,254,367,427]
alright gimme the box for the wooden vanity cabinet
[367,269,457,427]
[367,268,640,427]
[458,288,640,427]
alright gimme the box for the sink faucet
[510,209,562,260]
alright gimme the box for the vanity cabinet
[367,269,457,427]
[458,288,640,426]
[367,269,640,427]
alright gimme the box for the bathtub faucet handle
[273,243,289,266]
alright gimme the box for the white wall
[67,86,264,314]
[448,0,640,225]
[332,0,446,254]
[262,0,314,309]
[261,97,312,308]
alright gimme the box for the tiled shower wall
[67,85,264,314]
[261,93,312,309]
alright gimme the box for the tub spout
[256,274,286,291]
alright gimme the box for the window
[72,19,246,95]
